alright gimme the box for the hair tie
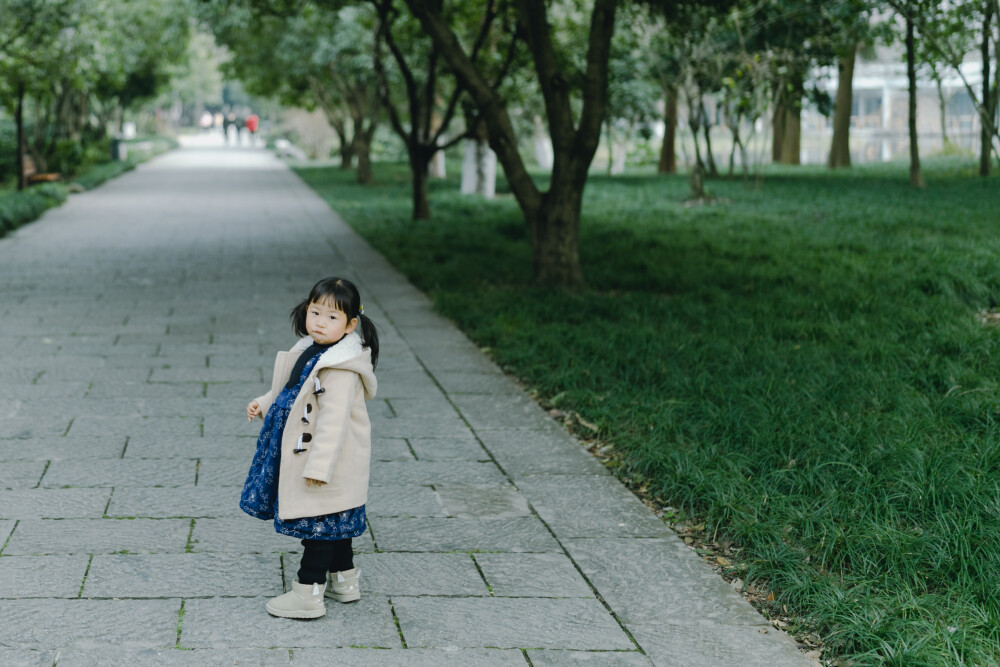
[359,304,364,315]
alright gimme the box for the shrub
[0,183,67,236]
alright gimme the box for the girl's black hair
[290,277,380,369]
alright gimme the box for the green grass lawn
[296,157,1000,666]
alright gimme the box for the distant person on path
[223,112,235,144]
[242,277,379,619]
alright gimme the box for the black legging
[297,538,354,585]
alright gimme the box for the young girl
[241,277,379,619]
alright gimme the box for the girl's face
[305,299,357,345]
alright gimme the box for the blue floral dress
[240,351,367,540]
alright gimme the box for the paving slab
[513,476,672,538]
[41,459,197,488]
[369,461,509,486]
[342,552,488,596]
[290,648,526,666]
[83,553,280,598]
[406,436,489,461]
[1,518,191,555]
[564,538,771,628]
[179,595,401,649]
[0,649,58,667]
[125,434,256,459]
[196,457,253,487]
[55,648,293,666]
[0,599,180,649]
[367,484,446,518]
[432,371,524,395]
[0,519,15,546]
[526,650,654,666]
[68,416,203,440]
[473,553,594,598]
[393,597,634,650]
[0,489,111,519]
[372,517,563,553]
[370,437,416,461]
[0,436,127,461]
[371,415,475,439]
[435,485,531,519]
[107,486,243,518]
[476,428,609,476]
[449,393,555,430]
[628,622,809,667]
[0,417,73,440]
[0,555,90,598]
[0,461,47,489]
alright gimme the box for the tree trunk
[935,75,949,147]
[906,17,925,188]
[702,118,719,177]
[531,185,584,286]
[332,120,353,169]
[980,3,993,176]
[606,119,613,176]
[410,147,431,220]
[779,105,801,164]
[774,72,802,165]
[351,118,375,185]
[686,94,705,171]
[772,81,785,162]
[828,49,856,168]
[16,82,26,192]
[658,86,677,173]
[728,122,748,180]
[356,144,373,184]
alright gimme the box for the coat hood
[291,332,377,400]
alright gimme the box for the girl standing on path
[241,277,379,619]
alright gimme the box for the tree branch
[404,0,541,215]
[491,27,520,90]
[438,129,473,152]
[514,0,574,152]
[373,20,409,142]
[423,43,439,140]
[429,0,499,146]
[468,0,498,64]
[574,0,617,174]
[373,0,419,126]
[431,75,467,146]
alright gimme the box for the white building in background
[802,48,987,164]
[651,48,990,170]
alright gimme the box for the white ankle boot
[266,580,326,619]
[325,567,361,603]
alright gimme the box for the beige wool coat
[254,332,377,521]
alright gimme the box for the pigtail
[289,299,310,337]
[358,313,380,369]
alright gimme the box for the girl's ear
[346,317,359,334]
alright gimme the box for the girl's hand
[247,400,261,421]
[305,478,327,488]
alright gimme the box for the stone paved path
[0,142,815,666]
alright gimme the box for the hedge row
[0,183,68,237]
[71,160,137,191]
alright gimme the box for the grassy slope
[296,158,1000,666]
